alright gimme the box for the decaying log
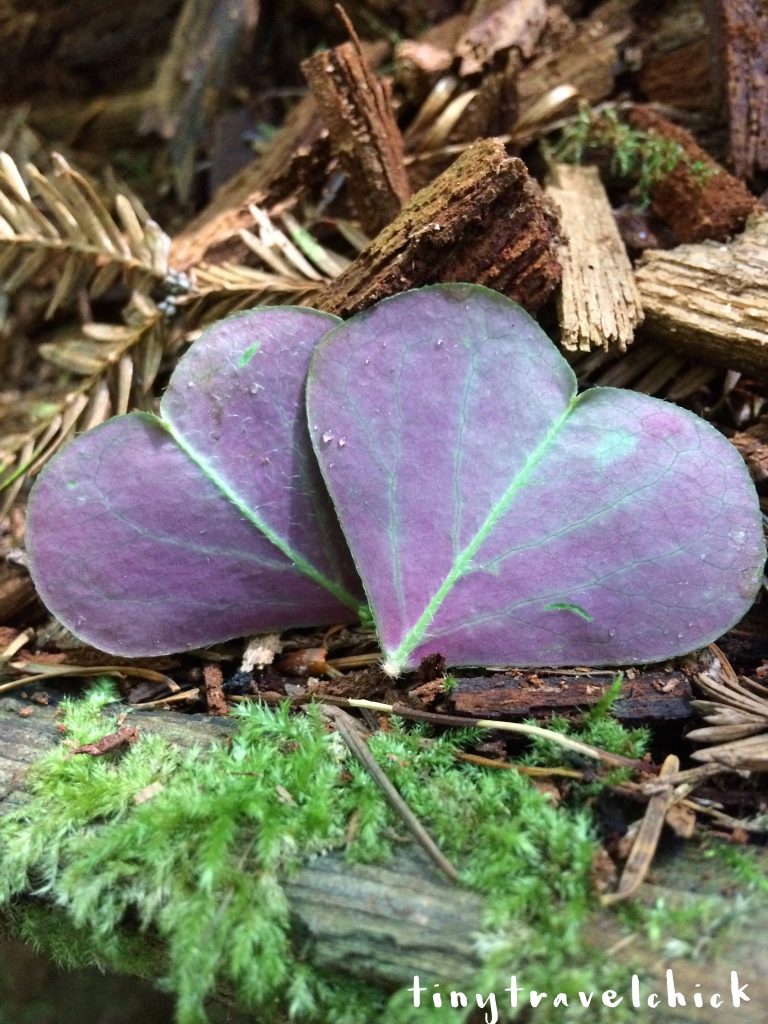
[635,213,768,378]
[316,138,562,317]
[301,36,411,235]
[627,106,758,244]
[714,0,768,179]
[516,0,633,122]
[171,94,328,270]
[635,0,714,112]
[2,688,768,1023]
[448,669,693,722]
[546,163,643,353]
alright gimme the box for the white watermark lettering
[408,971,752,1014]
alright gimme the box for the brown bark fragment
[70,725,140,757]
[715,0,768,178]
[316,138,562,317]
[394,15,466,101]
[516,0,633,122]
[455,0,549,76]
[0,565,37,622]
[449,671,693,722]
[635,213,768,377]
[301,38,411,235]
[730,417,768,484]
[203,664,229,717]
[171,95,328,270]
[636,0,714,112]
[627,105,758,244]
[547,163,643,352]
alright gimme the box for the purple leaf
[27,308,364,655]
[307,284,765,674]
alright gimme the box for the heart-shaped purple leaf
[27,308,364,655]
[307,284,765,674]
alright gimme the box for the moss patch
[0,681,745,1024]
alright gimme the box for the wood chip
[455,0,549,76]
[70,725,139,757]
[302,29,410,235]
[203,663,228,717]
[516,0,633,122]
[547,163,643,352]
[636,213,768,377]
[627,105,758,243]
[715,0,768,178]
[317,138,562,317]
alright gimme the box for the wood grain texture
[316,138,562,316]
[547,163,643,352]
[635,213,768,377]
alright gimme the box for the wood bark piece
[455,0,549,76]
[301,37,411,235]
[715,0,768,178]
[516,0,633,122]
[316,138,562,317]
[449,670,693,722]
[547,163,643,353]
[171,95,328,270]
[635,213,768,378]
[2,688,768,1023]
[627,106,758,244]
[731,416,768,485]
[636,0,714,112]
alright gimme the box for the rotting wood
[301,29,411,235]
[2,688,768,1022]
[714,0,768,179]
[627,105,758,244]
[446,669,693,722]
[516,0,633,122]
[635,213,768,378]
[546,162,643,353]
[315,138,562,317]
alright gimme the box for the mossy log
[1,688,767,1021]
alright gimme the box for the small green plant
[550,105,717,206]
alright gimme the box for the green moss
[549,105,717,207]
[0,680,730,1024]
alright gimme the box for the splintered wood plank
[636,214,768,378]
[317,138,562,317]
[627,106,758,244]
[302,33,410,235]
[715,0,768,178]
[547,163,643,353]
